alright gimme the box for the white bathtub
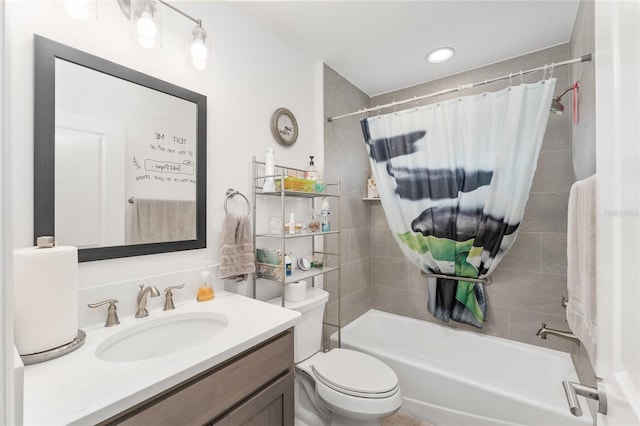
[336,309,592,426]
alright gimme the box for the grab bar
[420,270,492,285]
[563,379,607,417]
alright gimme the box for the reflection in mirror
[34,35,207,262]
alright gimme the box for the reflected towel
[218,213,256,280]
[130,199,196,244]
[566,174,597,368]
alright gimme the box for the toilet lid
[311,349,399,399]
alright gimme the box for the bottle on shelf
[263,148,276,192]
[321,199,330,232]
[304,156,318,181]
[321,210,330,232]
[288,212,296,235]
[285,253,292,277]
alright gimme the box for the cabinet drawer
[211,370,294,426]
[103,330,293,426]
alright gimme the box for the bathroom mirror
[34,35,207,262]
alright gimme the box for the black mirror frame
[34,35,207,262]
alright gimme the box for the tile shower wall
[368,45,575,352]
[569,0,597,385]
[323,65,372,343]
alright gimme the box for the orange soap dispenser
[197,261,215,302]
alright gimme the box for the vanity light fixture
[129,0,210,70]
[59,0,211,70]
[426,47,455,64]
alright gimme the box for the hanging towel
[218,213,256,280]
[130,199,196,244]
[566,174,597,368]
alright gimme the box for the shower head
[550,97,565,115]
[550,85,576,115]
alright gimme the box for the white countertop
[22,291,300,425]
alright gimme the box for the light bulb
[190,40,208,70]
[134,9,159,49]
[189,25,209,70]
[136,11,157,38]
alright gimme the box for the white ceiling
[233,1,580,96]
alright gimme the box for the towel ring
[224,189,250,215]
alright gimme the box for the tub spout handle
[562,379,607,417]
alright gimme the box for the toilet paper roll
[14,244,78,355]
[285,280,307,302]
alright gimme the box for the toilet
[270,288,402,426]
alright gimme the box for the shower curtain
[361,79,556,327]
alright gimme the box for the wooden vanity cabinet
[100,329,294,426]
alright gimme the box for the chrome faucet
[536,323,580,344]
[135,285,160,318]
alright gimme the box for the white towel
[566,174,597,368]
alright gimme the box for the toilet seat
[310,349,399,399]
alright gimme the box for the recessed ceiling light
[426,47,455,64]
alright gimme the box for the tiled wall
[324,45,578,352]
[570,1,596,181]
[369,44,575,352]
[569,0,597,384]
[323,65,372,345]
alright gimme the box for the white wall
[1,0,18,423]
[6,0,324,312]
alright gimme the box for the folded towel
[566,174,597,368]
[218,213,256,280]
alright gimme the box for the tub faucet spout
[135,285,160,318]
[536,323,580,344]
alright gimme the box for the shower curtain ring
[549,63,555,79]
[520,70,524,84]
[508,73,513,90]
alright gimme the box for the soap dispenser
[305,155,318,181]
[197,262,215,302]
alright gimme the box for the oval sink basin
[96,312,228,362]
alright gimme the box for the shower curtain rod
[326,53,592,122]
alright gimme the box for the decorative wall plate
[271,108,298,146]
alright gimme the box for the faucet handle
[88,299,120,327]
[163,283,185,311]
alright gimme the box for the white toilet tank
[269,287,329,363]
